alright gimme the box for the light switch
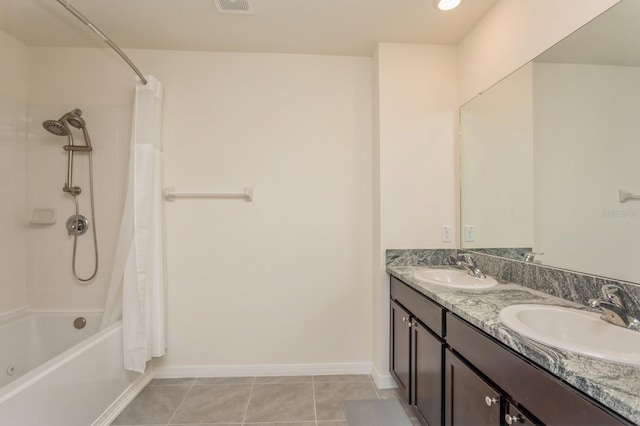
[441,225,453,242]
[464,225,475,242]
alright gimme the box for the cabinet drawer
[446,313,628,426]
[391,276,444,337]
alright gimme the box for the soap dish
[31,208,57,224]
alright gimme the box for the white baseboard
[371,364,397,389]
[92,368,154,426]
[154,362,374,380]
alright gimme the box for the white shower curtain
[101,76,166,373]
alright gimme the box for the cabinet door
[391,300,411,400]
[504,403,541,426]
[445,350,501,426]
[412,320,443,426]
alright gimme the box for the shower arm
[55,0,147,85]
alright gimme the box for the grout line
[165,379,197,426]
[311,375,318,426]
[240,376,256,425]
[373,381,382,400]
[245,422,317,425]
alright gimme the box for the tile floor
[111,374,420,426]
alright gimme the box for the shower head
[66,110,85,129]
[42,120,70,136]
[42,109,83,136]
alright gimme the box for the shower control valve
[66,214,89,236]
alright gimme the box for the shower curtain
[101,76,166,373]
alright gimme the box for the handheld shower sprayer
[43,111,79,194]
[42,108,99,283]
[66,110,93,148]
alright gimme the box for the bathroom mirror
[460,0,640,284]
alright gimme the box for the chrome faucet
[454,253,486,279]
[523,252,544,263]
[589,284,640,331]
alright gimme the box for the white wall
[460,63,534,249]
[28,47,374,369]
[372,43,458,381]
[0,29,28,315]
[27,48,133,311]
[457,0,620,105]
[141,50,373,369]
[533,63,640,283]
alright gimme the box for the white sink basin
[500,304,640,366]
[413,268,498,289]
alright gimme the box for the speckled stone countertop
[387,264,640,425]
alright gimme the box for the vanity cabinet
[446,313,627,426]
[390,299,411,396]
[445,348,540,426]
[444,349,502,426]
[390,275,630,426]
[390,276,445,426]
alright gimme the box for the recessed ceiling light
[433,0,461,11]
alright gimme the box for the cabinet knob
[505,414,525,424]
[402,317,408,322]
[411,321,418,328]
[484,396,499,406]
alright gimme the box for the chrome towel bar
[164,187,253,202]
[619,190,640,203]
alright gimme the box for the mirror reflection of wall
[460,0,640,284]
[460,63,534,250]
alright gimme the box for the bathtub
[0,310,144,425]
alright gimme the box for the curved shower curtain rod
[55,0,148,85]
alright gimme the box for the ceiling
[0,0,498,56]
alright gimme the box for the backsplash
[386,249,455,267]
[386,248,640,320]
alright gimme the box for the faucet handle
[458,253,475,263]
[601,284,625,306]
[523,252,544,262]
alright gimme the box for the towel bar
[164,187,253,202]
[619,190,640,203]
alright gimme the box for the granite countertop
[387,264,640,425]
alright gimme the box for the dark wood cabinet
[445,349,501,426]
[446,313,626,426]
[389,275,630,426]
[505,403,538,426]
[390,299,411,399]
[412,319,444,426]
[390,276,445,425]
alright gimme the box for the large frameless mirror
[459,0,640,284]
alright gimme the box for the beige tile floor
[111,374,420,426]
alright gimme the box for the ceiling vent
[214,0,254,14]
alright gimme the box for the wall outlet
[441,225,453,242]
[464,225,475,242]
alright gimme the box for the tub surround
[386,249,640,424]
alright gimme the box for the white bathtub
[0,311,142,426]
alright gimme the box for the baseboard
[154,362,374,379]
[371,364,397,389]
[92,368,154,426]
